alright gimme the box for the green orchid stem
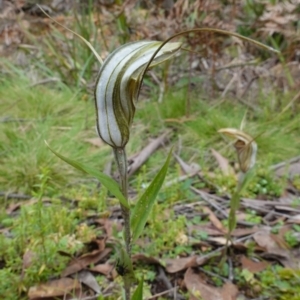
[113,147,131,300]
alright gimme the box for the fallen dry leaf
[211,148,235,176]
[132,253,161,265]
[94,218,123,238]
[253,229,300,268]
[165,256,198,273]
[61,248,112,277]
[190,224,224,237]
[21,250,36,279]
[173,153,201,175]
[74,270,101,294]
[240,256,269,273]
[28,278,80,300]
[253,229,288,257]
[220,282,238,300]
[206,237,231,245]
[231,227,259,237]
[90,263,114,276]
[273,157,300,178]
[287,214,300,224]
[184,267,223,300]
[6,198,42,214]
[202,206,227,233]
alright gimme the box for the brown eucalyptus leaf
[184,268,223,300]
[202,206,227,233]
[90,263,114,276]
[61,248,112,277]
[240,256,269,273]
[220,282,239,300]
[75,270,101,294]
[211,148,235,176]
[28,278,80,300]
[165,256,198,273]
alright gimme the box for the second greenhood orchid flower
[94,41,181,148]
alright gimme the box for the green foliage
[258,267,300,299]
[0,176,84,298]
[46,144,129,208]
[0,76,108,194]
[244,209,262,224]
[132,278,144,300]
[1,6,300,298]
[284,231,299,248]
[134,212,188,258]
[131,148,173,242]
[247,167,283,198]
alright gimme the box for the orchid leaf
[46,142,129,209]
[132,278,144,300]
[131,148,172,242]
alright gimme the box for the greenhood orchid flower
[94,41,182,148]
[218,128,257,173]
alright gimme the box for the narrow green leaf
[131,148,172,242]
[45,142,129,209]
[115,246,135,282]
[132,278,144,300]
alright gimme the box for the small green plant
[257,267,300,299]
[38,5,279,298]
[244,209,262,224]
[284,231,299,248]
[218,128,258,241]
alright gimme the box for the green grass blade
[45,142,129,208]
[132,278,144,300]
[131,148,172,242]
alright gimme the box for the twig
[228,257,234,281]
[270,155,300,171]
[70,293,101,300]
[164,171,199,188]
[241,202,298,220]
[198,266,227,282]
[191,187,263,227]
[148,71,165,103]
[29,77,61,87]
[221,73,238,98]
[0,192,31,200]
[196,233,255,264]
[156,266,173,298]
[0,118,40,123]
[190,186,228,218]
[146,287,178,300]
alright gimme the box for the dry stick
[190,186,228,218]
[242,202,298,220]
[146,287,178,300]
[148,71,165,103]
[70,293,100,300]
[270,155,300,171]
[196,233,256,264]
[191,186,259,227]
[198,266,227,282]
[0,191,32,200]
[29,78,61,87]
[157,266,173,298]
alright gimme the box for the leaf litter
[1,1,300,299]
